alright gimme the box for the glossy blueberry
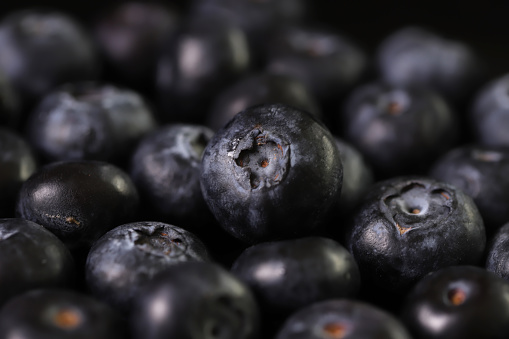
[276,299,412,339]
[94,2,180,92]
[0,289,127,339]
[485,223,509,280]
[131,261,259,339]
[0,218,75,307]
[0,128,37,217]
[26,82,157,164]
[401,265,509,339]
[231,237,360,323]
[377,26,482,102]
[157,13,250,123]
[345,177,486,295]
[16,160,139,249]
[430,145,509,232]
[0,68,19,129]
[206,72,321,131]
[130,124,215,230]
[266,25,367,111]
[200,103,343,243]
[340,82,457,178]
[0,10,99,105]
[470,73,509,147]
[86,221,209,312]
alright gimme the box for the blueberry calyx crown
[380,182,454,236]
[228,125,290,190]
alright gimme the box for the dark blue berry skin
[0,69,20,129]
[206,72,321,131]
[276,299,412,339]
[231,237,360,323]
[200,103,343,244]
[0,128,37,217]
[377,27,483,103]
[340,82,457,178]
[130,124,215,230]
[430,145,509,233]
[401,266,509,339]
[16,160,139,250]
[345,177,486,296]
[470,74,509,148]
[157,13,250,124]
[26,82,157,165]
[485,223,509,280]
[0,219,75,307]
[94,2,180,94]
[86,221,209,313]
[131,261,260,339]
[0,289,127,339]
[0,10,99,106]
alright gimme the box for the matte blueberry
[206,72,321,131]
[0,218,75,307]
[200,103,343,243]
[401,266,509,339]
[276,299,412,339]
[231,237,360,320]
[0,128,37,217]
[485,223,509,280]
[86,221,209,312]
[0,289,127,339]
[131,261,259,339]
[346,176,486,294]
[16,160,139,249]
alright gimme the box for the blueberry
[86,221,209,313]
[206,72,321,131]
[94,2,180,93]
[470,73,509,147]
[157,13,250,123]
[16,160,139,249]
[26,82,157,164]
[340,82,458,178]
[377,26,483,102]
[130,124,215,230]
[231,237,360,326]
[0,128,37,217]
[401,265,509,339]
[131,261,259,339]
[200,103,343,243]
[0,9,99,106]
[0,218,75,307]
[275,299,412,339]
[345,177,486,295]
[485,223,509,280]
[0,288,127,339]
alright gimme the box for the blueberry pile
[1,1,509,338]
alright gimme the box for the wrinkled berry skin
[340,82,457,178]
[430,145,509,232]
[0,10,99,105]
[0,128,37,217]
[0,289,127,339]
[200,103,343,244]
[0,219,75,307]
[26,82,157,164]
[231,237,360,321]
[131,261,259,339]
[130,124,215,230]
[346,177,486,295]
[86,221,209,313]
[401,266,509,339]
[485,223,509,280]
[207,73,321,131]
[16,161,139,249]
[276,299,412,339]
[470,74,509,148]
[377,26,482,102]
